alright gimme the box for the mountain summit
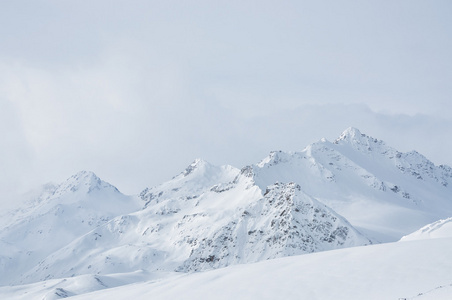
[54,170,120,195]
[335,126,364,141]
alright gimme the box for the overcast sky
[1,1,451,209]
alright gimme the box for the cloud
[0,1,451,209]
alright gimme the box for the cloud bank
[1,1,451,208]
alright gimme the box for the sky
[1,0,451,209]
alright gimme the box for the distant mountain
[1,127,452,289]
[0,171,141,285]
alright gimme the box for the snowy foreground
[1,237,451,300]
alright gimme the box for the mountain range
[1,127,451,299]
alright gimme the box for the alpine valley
[1,127,452,300]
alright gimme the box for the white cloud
[0,1,451,209]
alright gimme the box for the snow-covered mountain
[1,127,452,298]
[13,158,370,284]
[251,127,452,241]
[0,171,141,286]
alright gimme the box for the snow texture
[3,237,451,300]
[401,217,452,241]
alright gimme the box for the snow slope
[401,217,452,241]
[0,270,164,300]
[3,237,451,300]
[73,237,452,300]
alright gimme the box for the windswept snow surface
[3,237,450,300]
[401,217,452,241]
[0,270,174,300]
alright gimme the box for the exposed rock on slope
[179,182,370,272]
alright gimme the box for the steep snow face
[0,171,141,286]
[252,127,452,242]
[16,164,369,284]
[401,217,452,241]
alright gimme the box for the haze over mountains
[1,127,451,299]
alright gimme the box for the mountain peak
[68,170,101,186]
[181,158,210,176]
[72,170,99,180]
[335,127,364,142]
[257,150,292,168]
[53,171,118,196]
[333,127,388,152]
